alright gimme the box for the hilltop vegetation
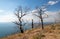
[1,23,60,39]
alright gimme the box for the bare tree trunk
[40,16,44,29]
[40,9,44,29]
[20,7,24,33]
[32,19,34,28]
[20,25,24,33]
[20,19,24,33]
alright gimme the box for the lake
[0,22,20,38]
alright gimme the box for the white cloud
[44,11,57,22]
[0,14,15,22]
[22,10,58,23]
[0,10,4,13]
[0,9,59,23]
[22,13,40,23]
[0,10,16,22]
[48,1,58,5]
[32,9,59,22]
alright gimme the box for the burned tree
[38,8,44,29]
[33,6,48,30]
[33,8,44,29]
[14,6,27,33]
[32,19,34,29]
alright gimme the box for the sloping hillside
[1,23,60,39]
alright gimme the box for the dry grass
[0,23,60,39]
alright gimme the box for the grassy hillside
[1,23,60,39]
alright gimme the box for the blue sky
[0,0,60,11]
[0,0,60,22]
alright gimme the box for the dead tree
[39,9,44,29]
[14,6,27,33]
[33,6,48,30]
[32,19,34,29]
